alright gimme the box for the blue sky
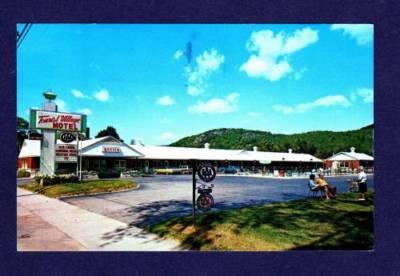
[17,24,373,145]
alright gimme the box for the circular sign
[197,163,216,182]
[60,132,76,143]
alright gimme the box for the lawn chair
[308,181,324,198]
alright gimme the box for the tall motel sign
[29,92,87,176]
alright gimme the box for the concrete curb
[58,184,141,199]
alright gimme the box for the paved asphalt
[62,175,374,228]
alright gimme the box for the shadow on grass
[98,191,373,250]
[146,192,374,251]
[98,196,290,247]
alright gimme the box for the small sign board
[197,163,216,182]
[60,132,76,143]
[30,110,87,132]
[259,160,272,164]
[55,144,77,162]
[102,146,121,153]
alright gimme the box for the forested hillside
[169,125,373,159]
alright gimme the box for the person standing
[357,166,368,201]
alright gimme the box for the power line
[17,24,28,41]
[17,24,32,48]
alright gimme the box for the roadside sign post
[30,92,87,177]
[76,131,79,179]
[191,160,217,226]
[79,134,83,181]
[191,159,197,225]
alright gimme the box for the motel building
[18,137,324,176]
[325,147,374,173]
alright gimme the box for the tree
[95,126,122,141]
[17,116,29,129]
[17,117,29,153]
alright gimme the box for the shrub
[34,174,80,185]
[67,175,79,183]
[42,175,53,186]
[17,169,31,178]
[98,170,121,179]
[34,176,42,184]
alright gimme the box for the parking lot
[62,175,374,228]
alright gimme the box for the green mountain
[169,125,374,159]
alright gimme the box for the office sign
[30,110,87,132]
[55,144,77,162]
[102,146,121,153]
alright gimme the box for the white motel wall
[18,135,326,175]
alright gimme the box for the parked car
[222,165,241,174]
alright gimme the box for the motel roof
[326,151,374,161]
[18,136,323,163]
[18,139,41,158]
[130,145,323,163]
[19,136,144,159]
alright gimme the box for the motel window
[113,160,126,170]
[94,159,106,170]
[340,161,349,168]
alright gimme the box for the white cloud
[185,49,225,96]
[273,94,351,115]
[173,50,183,60]
[77,108,92,115]
[240,28,318,81]
[330,24,373,45]
[248,111,261,117]
[71,89,90,99]
[187,85,202,96]
[55,99,68,112]
[356,88,373,103]
[157,95,175,106]
[160,132,175,141]
[188,92,239,114]
[93,89,110,102]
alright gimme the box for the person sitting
[316,174,336,200]
[309,174,319,190]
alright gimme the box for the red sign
[102,146,121,153]
[35,111,82,131]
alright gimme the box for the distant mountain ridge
[169,125,374,159]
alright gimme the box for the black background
[1,0,400,275]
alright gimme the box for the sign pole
[79,135,82,182]
[192,159,197,225]
[76,131,79,177]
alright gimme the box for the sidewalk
[17,188,180,251]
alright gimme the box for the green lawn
[20,179,138,198]
[147,190,374,251]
